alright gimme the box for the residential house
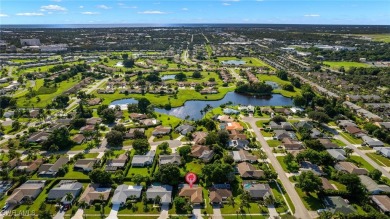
[132,151,156,167]
[80,125,95,132]
[47,180,82,205]
[243,183,272,200]
[38,157,68,177]
[226,122,244,131]
[6,180,46,205]
[274,108,291,116]
[72,134,85,145]
[377,122,390,131]
[146,184,173,204]
[338,120,357,129]
[321,177,335,190]
[358,175,390,194]
[56,119,72,126]
[319,139,339,149]
[327,149,347,161]
[269,121,282,130]
[281,122,294,131]
[324,196,356,215]
[192,132,207,145]
[15,159,43,174]
[379,148,390,158]
[140,118,158,126]
[159,154,181,166]
[274,130,293,141]
[217,115,234,123]
[129,113,148,121]
[362,135,384,148]
[294,121,314,130]
[74,159,99,172]
[152,126,171,136]
[191,145,214,162]
[106,153,129,171]
[335,162,368,175]
[345,126,364,137]
[229,130,247,140]
[238,105,255,113]
[209,188,232,204]
[111,185,143,205]
[115,111,123,119]
[237,162,264,179]
[282,138,303,150]
[27,132,49,143]
[125,128,145,139]
[310,128,323,139]
[86,118,102,125]
[300,161,324,176]
[29,110,39,118]
[228,139,249,149]
[223,108,239,115]
[87,98,101,106]
[175,124,195,135]
[78,184,112,205]
[371,195,390,215]
[1,158,18,170]
[230,150,257,163]
[178,185,203,205]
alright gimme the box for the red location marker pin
[185,172,197,188]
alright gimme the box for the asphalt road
[243,116,312,219]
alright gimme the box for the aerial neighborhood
[0,25,389,219]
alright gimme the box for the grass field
[295,187,323,211]
[276,156,288,172]
[339,132,362,144]
[367,153,390,167]
[349,155,375,172]
[323,61,370,70]
[217,57,274,69]
[267,140,281,147]
[358,34,390,43]
[257,75,301,97]
[205,44,212,58]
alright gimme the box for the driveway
[212,205,222,219]
[53,210,65,219]
[71,209,84,219]
[192,205,203,219]
[267,205,278,219]
[107,204,120,219]
[158,204,169,219]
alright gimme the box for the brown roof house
[106,153,129,171]
[87,98,101,106]
[237,162,264,179]
[7,180,46,205]
[371,195,390,215]
[191,145,214,163]
[129,113,148,121]
[345,126,364,137]
[72,134,86,145]
[15,159,43,174]
[152,126,171,136]
[230,150,257,163]
[192,132,207,145]
[209,188,232,204]
[178,184,203,205]
[79,184,112,205]
[125,128,145,139]
[74,159,99,172]
[282,138,304,150]
[335,162,368,175]
[321,177,336,190]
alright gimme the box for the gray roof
[159,154,181,166]
[324,196,356,215]
[47,180,82,202]
[112,185,143,204]
[175,125,195,135]
[359,175,390,194]
[243,183,271,199]
[146,185,172,204]
[132,151,156,166]
[327,149,347,161]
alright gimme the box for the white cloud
[256,0,264,1]
[118,3,125,6]
[16,12,44,16]
[50,0,62,2]
[304,14,320,17]
[81,11,99,15]
[79,6,84,9]
[97,5,111,10]
[224,0,240,1]
[223,3,231,6]
[138,10,167,14]
[40,5,67,11]
[0,13,8,17]
[182,8,188,11]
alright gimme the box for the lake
[221,60,246,65]
[110,92,293,120]
[161,75,176,81]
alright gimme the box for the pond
[265,81,280,89]
[161,75,176,81]
[115,62,123,67]
[221,60,246,65]
[109,92,293,120]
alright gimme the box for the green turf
[323,61,370,70]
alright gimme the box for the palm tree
[99,194,105,215]
[264,195,275,206]
[154,195,161,205]
[227,196,235,207]
[65,193,74,204]
[345,147,353,158]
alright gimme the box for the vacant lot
[323,61,370,70]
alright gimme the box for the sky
[0,0,389,25]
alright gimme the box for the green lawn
[349,155,375,172]
[267,140,280,147]
[339,132,362,144]
[205,44,212,58]
[276,156,288,172]
[183,161,204,176]
[295,187,324,211]
[323,61,370,71]
[367,153,390,167]
[155,113,182,128]
[261,130,273,137]
[127,166,151,177]
[331,139,347,147]
[269,181,290,213]
[257,75,301,97]
[357,34,390,43]
[65,165,91,179]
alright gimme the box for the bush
[94,203,101,211]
